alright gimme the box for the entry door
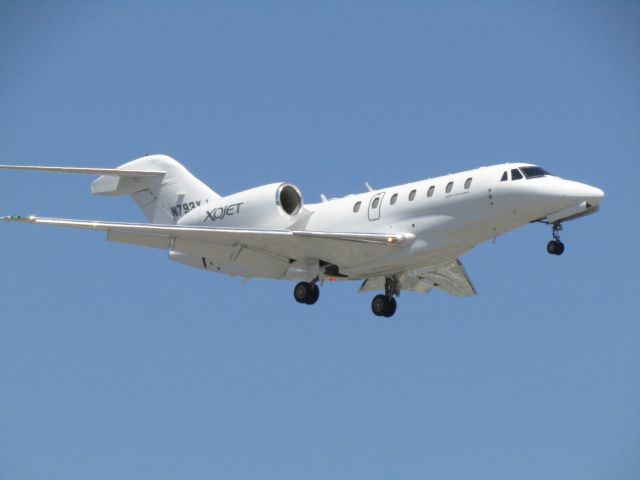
[368,193,385,221]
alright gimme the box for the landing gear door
[368,192,385,221]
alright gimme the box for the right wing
[359,258,477,297]
[1,215,413,269]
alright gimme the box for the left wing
[360,258,477,297]
[1,215,413,269]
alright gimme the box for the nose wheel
[547,222,565,256]
[294,281,320,305]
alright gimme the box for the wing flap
[107,230,172,249]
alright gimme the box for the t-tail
[0,154,219,224]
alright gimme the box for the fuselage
[165,161,604,281]
[287,163,603,279]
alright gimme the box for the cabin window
[427,185,435,197]
[390,193,398,205]
[353,201,361,213]
[464,177,472,189]
[511,168,523,180]
[372,197,380,209]
[408,189,416,201]
[446,181,454,193]
[501,171,508,182]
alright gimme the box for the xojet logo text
[204,202,244,223]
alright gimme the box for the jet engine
[178,182,306,229]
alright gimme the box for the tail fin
[0,155,219,225]
[91,155,219,224]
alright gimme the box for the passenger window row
[353,177,473,213]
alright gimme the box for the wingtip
[1,215,35,222]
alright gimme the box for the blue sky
[1,1,638,478]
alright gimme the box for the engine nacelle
[178,182,305,229]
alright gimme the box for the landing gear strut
[371,276,399,317]
[294,281,320,305]
[547,222,565,256]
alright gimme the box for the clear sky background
[1,1,638,479]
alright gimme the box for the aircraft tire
[371,295,389,317]
[547,240,565,256]
[294,281,320,305]
[305,284,320,305]
[383,297,397,317]
[294,282,311,303]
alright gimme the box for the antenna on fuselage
[364,182,374,192]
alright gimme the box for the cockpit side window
[521,166,551,179]
[511,168,523,180]
[501,171,508,182]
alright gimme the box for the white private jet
[0,155,604,317]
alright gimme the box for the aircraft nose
[554,180,605,208]
[582,184,605,206]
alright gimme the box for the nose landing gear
[294,281,320,305]
[371,276,399,317]
[547,222,565,256]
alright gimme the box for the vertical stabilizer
[91,155,219,224]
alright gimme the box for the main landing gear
[293,281,320,305]
[371,277,399,318]
[547,222,565,256]
[293,276,400,318]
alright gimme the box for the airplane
[0,154,604,317]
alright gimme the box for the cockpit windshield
[520,166,551,179]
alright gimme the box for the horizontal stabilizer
[0,164,166,177]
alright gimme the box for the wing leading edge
[1,215,413,270]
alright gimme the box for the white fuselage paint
[176,162,604,281]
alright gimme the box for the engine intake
[277,184,302,216]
